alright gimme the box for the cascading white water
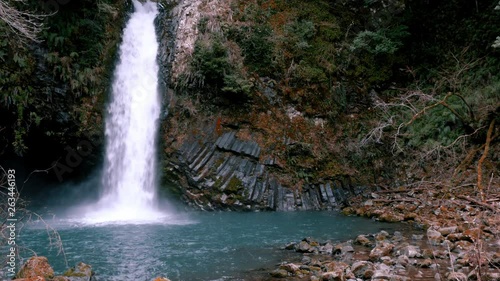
[84,0,165,223]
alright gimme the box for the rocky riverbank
[10,256,171,281]
[264,184,500,280]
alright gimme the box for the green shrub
[228,24,274,74]
[350,25,409,55]
[189,36,253,101]
[191,38,230,88]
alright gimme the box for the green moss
[215,157,225,167]
[63,268,86,277]
[225,176,243,194]
[214,177,224,189]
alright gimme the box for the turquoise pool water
[16,211,406,280]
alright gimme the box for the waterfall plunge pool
[19,211,411,281]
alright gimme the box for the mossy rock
[63,262,93,280]
[225,176,243,194]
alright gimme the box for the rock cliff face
[156,0,360,211]
[165,129,356,211]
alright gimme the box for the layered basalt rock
[165,129,356,211]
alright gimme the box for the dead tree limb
[457,195,495,211]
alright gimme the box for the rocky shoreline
[11,185,499,281]
[9,256,171,281]
[263,184,500,281]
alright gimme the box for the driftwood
[457,195,496,212]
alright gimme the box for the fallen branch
[374,188,426,194]
[457,195,495,212]
[372,198,421,204]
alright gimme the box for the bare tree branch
[0,0,51,43]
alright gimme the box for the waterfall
[84,0,165,223]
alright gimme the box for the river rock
[351,261,375,278]
[453,240,473,252]
[53,277,70,281]
[280,263,300,274]
[427,228,443,245]
[446,272,467,281]
[488,251,500,267]
[16,257,55,279]
[298,241,314,253]
[417,258,433,268]
[320,242,334,254]
[396,255,410,266]
[379,211,404,222]
[14,277,47,281]
[371,263,392,280]
[354,235,372,246]
[395,244,421,258]
[486,272,500,281]
[321,271,343,281]
[322,261,348,273]
[422,248,434,259]
[285,242,296,250]
[412,234,424,240]
[438,226,458,236]
[369,242,394,261]
[446,233,466,242]
[380,256,394,265]
[375,230,390,241]
[270,269,289,278]
[63,262,95,281]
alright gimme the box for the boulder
[375,230,390,241]
[427,228,443,245]
[371,263,392,280]
[322,261,348,274]
[13,277,46,281]
[369,242,394,261]
[379,211,404,222]
[446,233,466,242]
[486,272,500,281]
[270,269,289,278]
[298,241,314,253]
[354,235,372,246]
[438,226,458,236]
[320,242,334,255]
[488,252,500,267]
[446,272,467,281]
[395,245,421,258]
[280,263,300,274]
[396,255,410,266]
[285,242,296,250]
[411,234,424,240]
[421,248,434,259]
[351,261,375,278]
[63,262,95,281]
[53,277,70,281]
[16,257,54,280]
[321,271,343,281]
[417,258,432,268]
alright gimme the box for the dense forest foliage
[0,0,126,173]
